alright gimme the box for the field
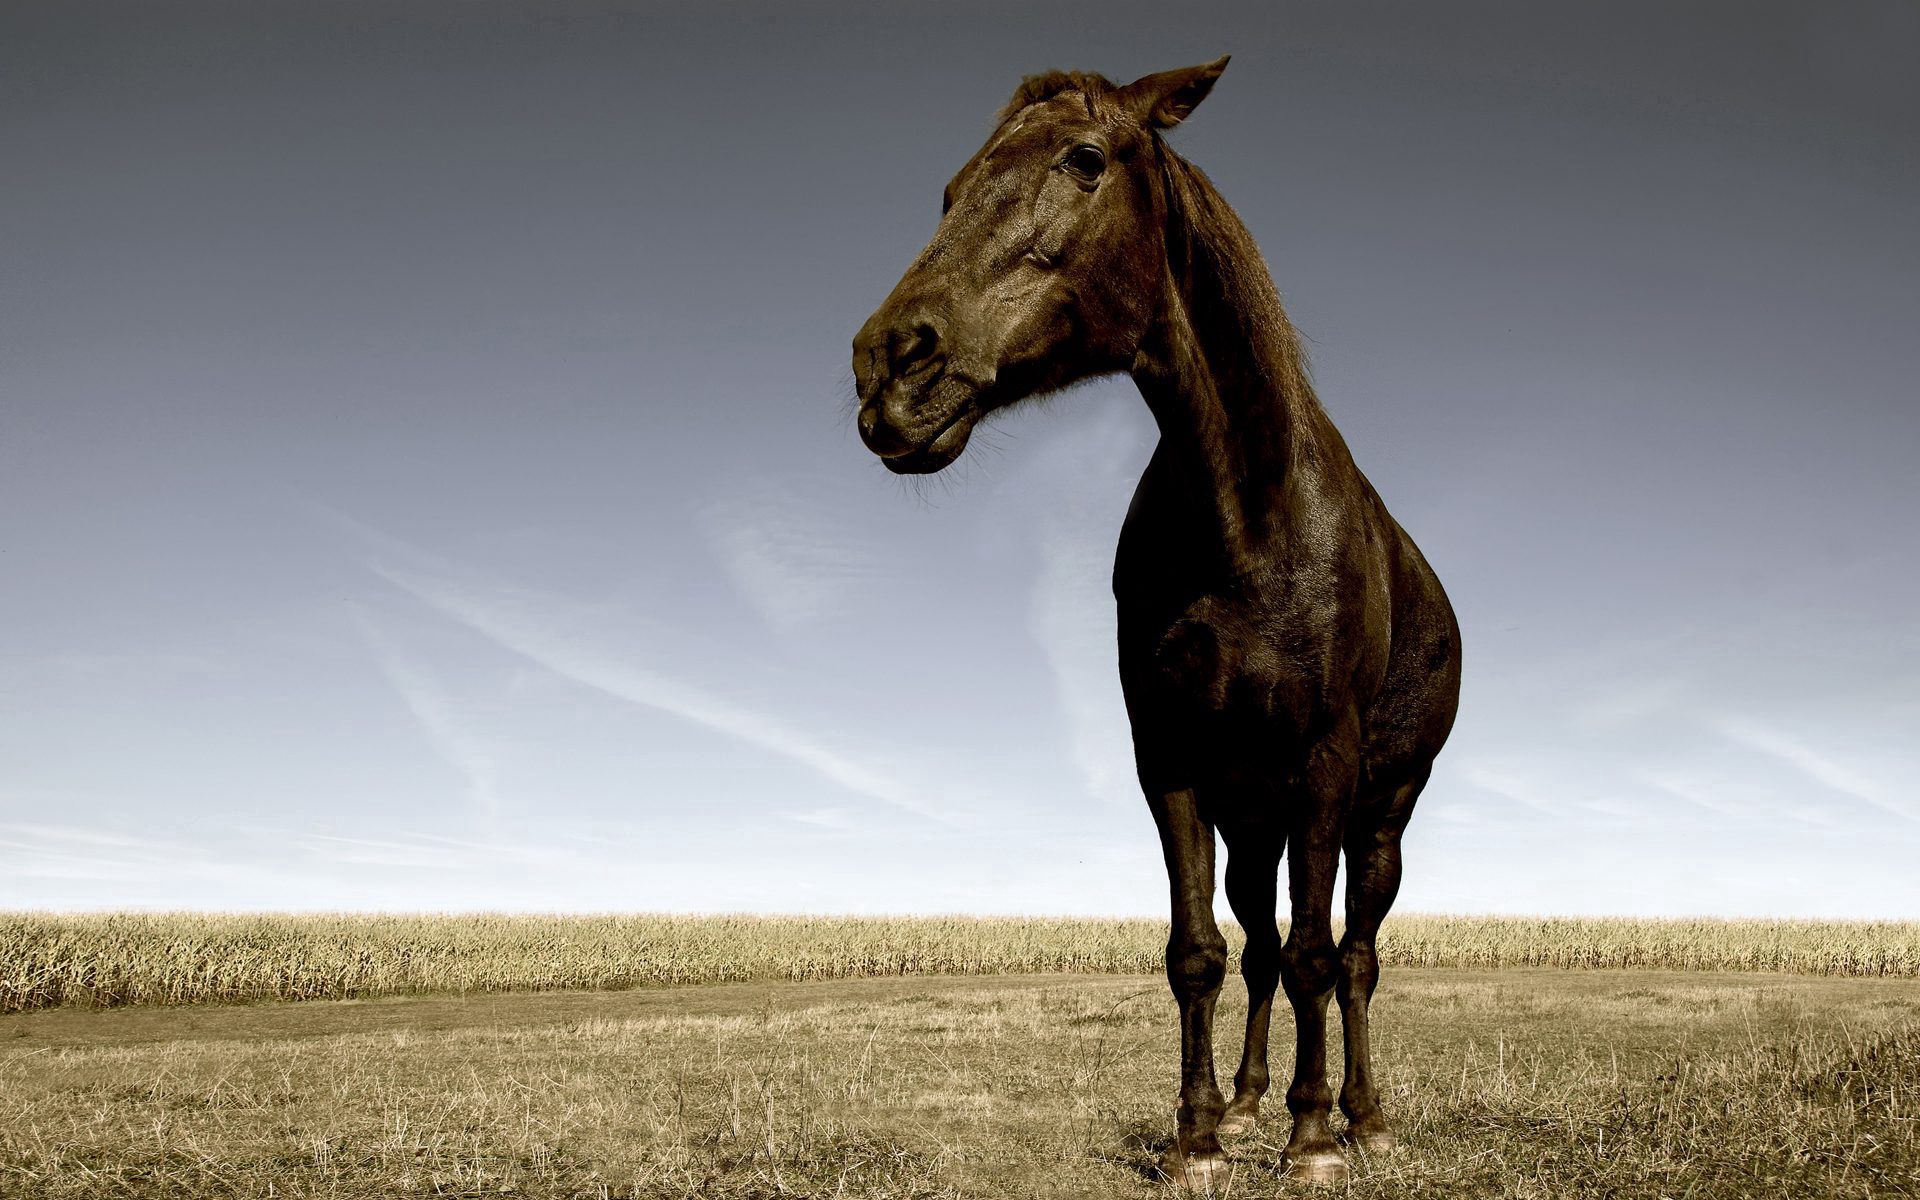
[5,913,1919,1012]
[3,917,1918,1198]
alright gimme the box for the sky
[2,0,1916,917]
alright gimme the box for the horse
[851,57,1462,1188]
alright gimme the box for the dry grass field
[2,915,1919,1198]
[5,913,1918,1012]
[2,969,1916,1198]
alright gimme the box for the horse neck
[1129,152,1334,574]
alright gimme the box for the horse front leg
[1338,768,1427,1156]
[1217,826,1283,1139]
[1149,786,1230,1191]
[1278,722,1360,1185]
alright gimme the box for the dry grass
[5,913,1919,1012]
[2,969,1916,1198]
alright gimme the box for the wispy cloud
[1633,767,1749,820]
[1029,527,1138,807]
[1454,759,1562,816]
[0,822,284,892]
[0,824,188,891]
[346,605,503,817]
[780,806,858,831]
[1018,405,1151,808]
[310,509,946,822]
[1714,716,1918,824]
[1567,676,1686,733]
[701,485,880,630]
[298,831,562,870]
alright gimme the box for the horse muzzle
[858,383,978,474]
[854,300,999,473]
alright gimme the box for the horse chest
[1115,485,1391,745]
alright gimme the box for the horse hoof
[1161,1151,1231,1193]
[1215,1108,1258,1140]
[1283,1148,1349,1185]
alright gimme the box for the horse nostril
[857,402,912,456]
[889,320,941,374]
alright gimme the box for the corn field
[3,912,1917,1013]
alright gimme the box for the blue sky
[3,1,1916,916]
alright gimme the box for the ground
[2,970,1916,1198]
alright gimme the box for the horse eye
[1063,145,1106,179]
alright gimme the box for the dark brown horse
[853,58,1461,1189]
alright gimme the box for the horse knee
[1280,936,1339,998]
[1338,936,1379,999]
[1241,936,1282,989]
[1167,934,1228,998]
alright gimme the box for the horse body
[1114,165,1461,1179]
[853,57,1461,1187]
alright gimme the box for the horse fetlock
[1285,1079,1335,1118]
[1177,1087,1227,1133]
[1216,1091,1261,1138]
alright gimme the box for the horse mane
[996,69,1320,413]
[997,70,1118,123]
[1156,142,1320,414]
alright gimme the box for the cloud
[701,485,880,630]
[1713,716,1918,824]
[0,822,291,893]
[346,606,503,816]
[0,823,186,883]
[1454,759,1562,816]
[780,806,857,830]
[298,831,562,871]
[1029,527,1138,807]
[0,823,173,853]
[1017,403,1152,809]
[320,518,946,822]
[1632,766,1750,820]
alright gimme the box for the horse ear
[1118,55,1230,129]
